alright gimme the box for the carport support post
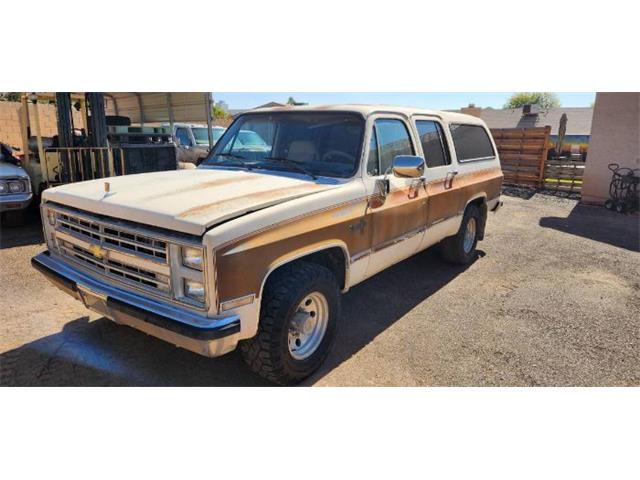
[85,93,108,177]
[55,93,73,183]
[19,94,30,165]
[166,93,175,141]
[205,92,214,152]
[31,98,49,185]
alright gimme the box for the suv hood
[42,169,339,236]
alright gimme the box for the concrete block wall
[0,101,85,152]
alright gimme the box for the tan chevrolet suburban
[32,105,503,384]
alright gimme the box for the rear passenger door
[364,116,428,277]
[412,117,462,250]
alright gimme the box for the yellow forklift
[19,92,216,195]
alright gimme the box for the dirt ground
[1,190,639,387]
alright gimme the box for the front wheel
[439,204,481,265]
[240,261,340,385]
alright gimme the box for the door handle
[445,171,459,190]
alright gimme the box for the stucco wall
[0,101,85,152]
[582,93,640,204]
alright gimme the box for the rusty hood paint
[42,168,340,236]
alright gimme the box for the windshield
[201,112,365,178]
[192,127,225,145]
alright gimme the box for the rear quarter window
[449,124,495,162]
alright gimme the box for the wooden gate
[491,127,551,187]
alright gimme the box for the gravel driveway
[1,190,638,386]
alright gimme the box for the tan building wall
[582,93,640,204]
[0,101,85,152]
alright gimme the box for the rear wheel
[240,261,339,385]
[439,204,481,265]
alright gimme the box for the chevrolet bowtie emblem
[89,244,108,259]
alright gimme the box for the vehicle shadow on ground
[0,315,272,386]
[304,249,477,385]
[539,203,640,252]
[0,248,475,387]
[0,211,43,249]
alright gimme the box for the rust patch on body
[214,166,504,303]
[144,175,261,201]
[178,184,325,219]
[216,198,370,301]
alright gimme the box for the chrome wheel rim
[288,292,329,361]
[463,217,477,253]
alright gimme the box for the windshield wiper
[264,157,318,180]
[215,153,253,170]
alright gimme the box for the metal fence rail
[543,160,585,192]
[44,147,125,183]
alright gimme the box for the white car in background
[0,143,33,226]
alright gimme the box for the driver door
[364,116,428,278]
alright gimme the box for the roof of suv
[249,104,486,125]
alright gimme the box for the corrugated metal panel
[104,93,210,124]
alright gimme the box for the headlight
[184,279,205,303]
[9,181,25,193]
[181,246,204,271]
[0,181,7,194]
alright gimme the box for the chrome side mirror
[392,155,425,178]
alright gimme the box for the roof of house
[464,107,594,136]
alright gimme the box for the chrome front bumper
[32,251,241,357]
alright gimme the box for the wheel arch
[464,194,488,240]
[258,242,351,304]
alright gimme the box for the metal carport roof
[103,92,213,124]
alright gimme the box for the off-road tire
[240,261,340,385]
[439,204,481,265]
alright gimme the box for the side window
[449,124,495,162]
[175,127,192,146]
[374,119,414,175]
[415,120,450,168]
[366,128,380,176]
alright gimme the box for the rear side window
[415,120,450,168]
[373,119,414,175]
[449,124,495,162]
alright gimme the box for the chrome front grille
[56,212,168,262]
[53,210,171,296]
